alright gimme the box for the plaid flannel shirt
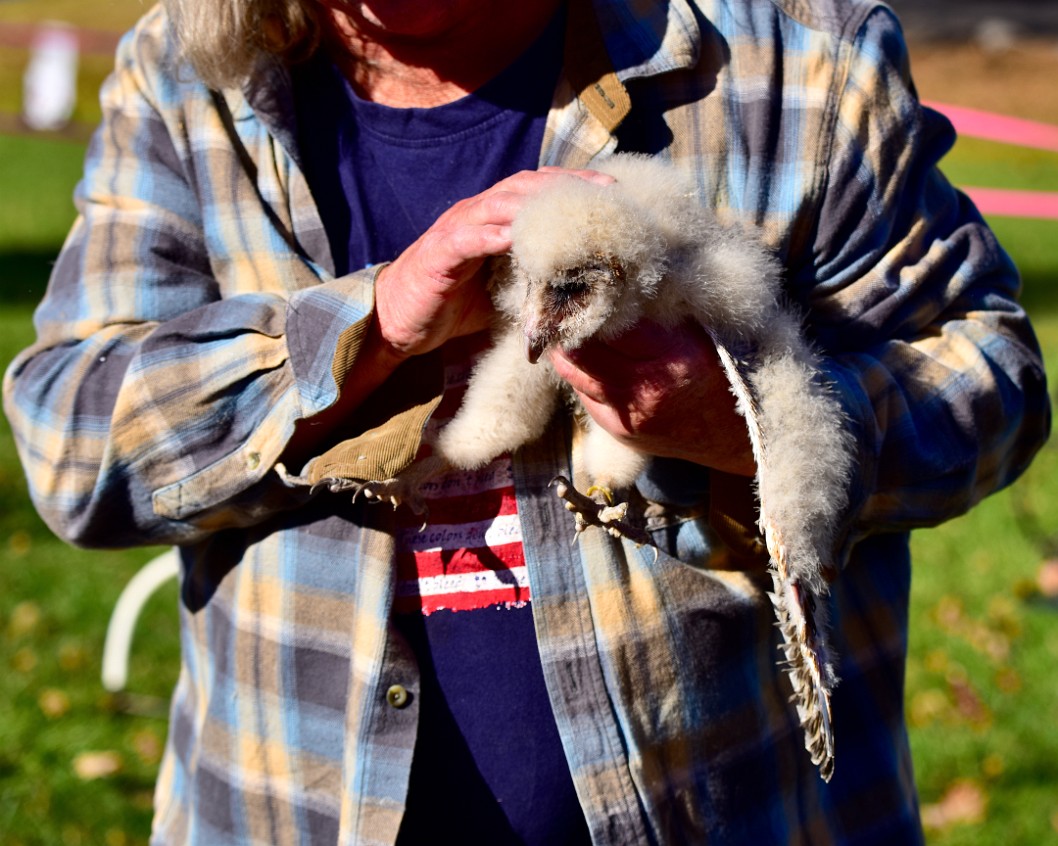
[3,0,1050,843]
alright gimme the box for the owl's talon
[597,502,629,524]
[585,484,614,505]
[549,476,653,548]
[351,479,427,516]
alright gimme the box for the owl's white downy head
[493,154,785,360]
[502,172,672,362]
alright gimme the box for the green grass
[0,135,87,305]
[0,134,85,247]
[1,123,1057,844]
[941,136,1058,195]
[904,222,1058,843]
[907,413,1058,843]
[0,0,145,32]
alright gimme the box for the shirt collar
[592,0,702,81]
[560,0,701,137]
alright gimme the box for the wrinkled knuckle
[447,223,479,253]
[502,169,536,187]
[481,191,516,217]
[416,232,457,270]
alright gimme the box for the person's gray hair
[163,0,322,89]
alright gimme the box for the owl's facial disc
[523,268,597,362]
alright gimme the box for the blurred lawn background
[1,2,1056,845]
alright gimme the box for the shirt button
[386,684,410,709]
[246,451,261,470]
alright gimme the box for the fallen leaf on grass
[924,649,949,673]
[38,688,70,719]
[933,595,1018,662]
[7,600,42,637]
[105,828,130,846]
[910,688,949,727]
[947,674,992,728]
[7,529,32,557]
[58,641,90,672]
[986,596,1021,637]
[12,647,38,674]
[981,753,1004,779]
[934,595,965,630]
[921,779,987,830]
[1039,560,1058,598]
[73,750,123,780]
[994,666,1021,693]
[132,728,163,765]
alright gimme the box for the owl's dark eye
[550,279,590,307]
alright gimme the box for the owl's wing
[708,327,840,782]
[435,324,560,469]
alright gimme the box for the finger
[406,223,510,282]
[536,165,617,186]
[455,168,615,222]
[432,169,617,255]
[596,321,682,359]
[500,167,614,190]
[555,339,652,388]
[567,319,715,368]
[443,222,513,262]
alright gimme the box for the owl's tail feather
[767,542,837,782]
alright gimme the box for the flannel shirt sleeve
[802,7,1051,550]
[1,20,387,549]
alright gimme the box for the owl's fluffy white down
[438,155,854,584]
[434,327,560,469]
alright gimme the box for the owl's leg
[549,476,652,548]
[354,453,451,516]
[581,419,647,492]
[550,420,652,547]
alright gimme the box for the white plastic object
[22,22,80,131]
[101,549,180,692]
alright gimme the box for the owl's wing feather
[708,326,840,781]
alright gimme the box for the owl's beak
[524,313,558,363]
[525,332,548,364]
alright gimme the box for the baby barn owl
[365,154,855,780]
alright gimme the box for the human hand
[549,320,756,477]
[371,167,616,362]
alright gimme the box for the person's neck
[322,2,563,108]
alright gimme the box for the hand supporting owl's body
[549,320,756,479]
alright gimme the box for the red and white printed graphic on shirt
[394,336,528,615]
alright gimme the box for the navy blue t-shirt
[293,10,592,844]
[296,13,560,277]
